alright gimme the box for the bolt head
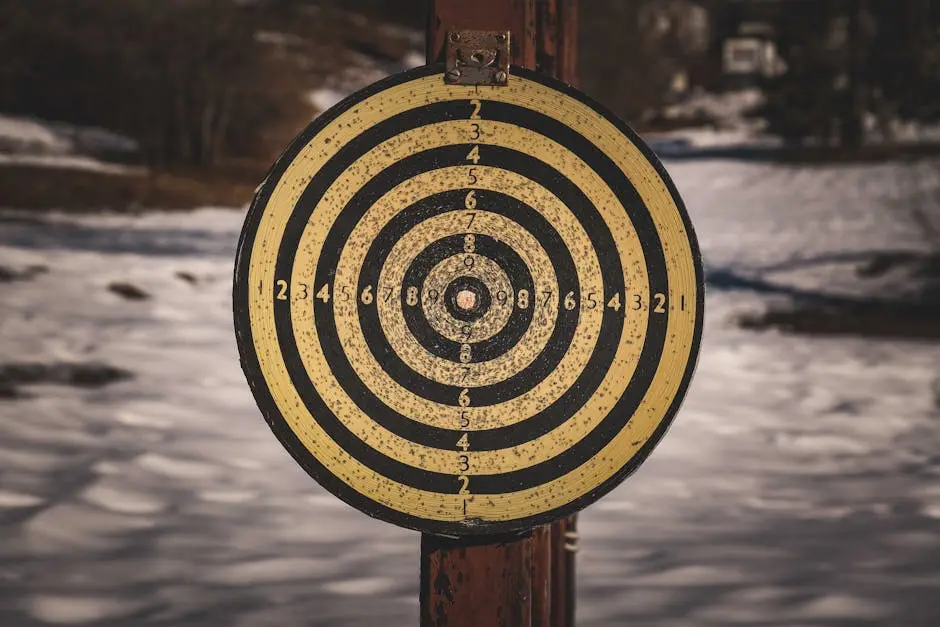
[449,32,461,42]
[495,70,508,84]
[496,33,507,42]
[446,68,462,83]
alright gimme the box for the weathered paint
[234,66,703,536]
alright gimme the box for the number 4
[316,284,330,303]
[466,145,480,164]
[607,293,622,311]
[457,433,469,451]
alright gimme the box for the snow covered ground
[0,115,140,175]
[0,154,939,627]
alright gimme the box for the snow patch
[29,595,145,624]
[323,577,398,596]
[0,490,44,508]
[136,453,220,480]
[82,483,166,515]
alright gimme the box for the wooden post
[426,0,537,66]
[421,2,579,626]
[421,533,534,627]
[530,525,553,626]
[550,516,577,627]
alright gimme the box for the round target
[233,64,704,535]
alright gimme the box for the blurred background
[1,0,939,625]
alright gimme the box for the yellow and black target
[234,65,704,535]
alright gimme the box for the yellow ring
[422,254,514,344]
[326,165,602,429]
[369,210,557,388]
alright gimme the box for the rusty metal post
[421,2,579,626]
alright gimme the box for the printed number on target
[233,65,704,535]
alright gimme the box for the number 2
[654,293,667,314]
[470,99,482,120]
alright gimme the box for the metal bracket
[445,30,511,86]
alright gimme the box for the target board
[234,64,704,535]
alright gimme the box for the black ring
[396,232,534,364]
[444,276,490,322]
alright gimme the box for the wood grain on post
[550,517,577,627]
[421,533,533,627]
[557,0,580,86]
[530,525,553,626]
[535,0,558,76]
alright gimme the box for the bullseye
[233,64,704,535]
[445,277,489,321]
[456,289,477,311]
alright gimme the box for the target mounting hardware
[445,30,510,85]
[233,64,704,536]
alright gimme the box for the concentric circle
[233,64,704,535]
